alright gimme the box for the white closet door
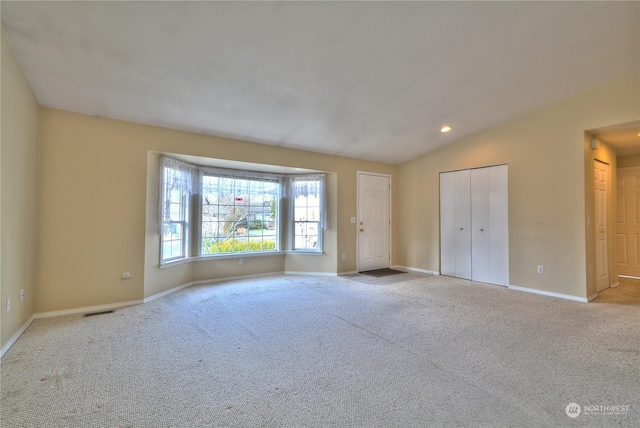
[441,165,508,286]
[471,168,491,283]
[440,169,471,279]
[488,165,509,286]
[454,170,472,279]
[440,172,456,277]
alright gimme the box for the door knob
[480,228,484,232]
[360,221,363,226]
[360,228,365,232]
[459,227,464,231]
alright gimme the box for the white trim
[588,293,599,302]
[284,271,337,277]
[161,251,287,268]
[192,272,285,286]
[508,285,588,303]
[618,275,640,280]
[0,315,35,360]
[339,271,359,276]
[144,282,194,303]
[392,265,440,275]
[145,272,287,302]
[356,171,392,272]
[34,300,144,319]
[610,281,620,288]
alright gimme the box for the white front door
[616,168,640,278]
[358,172,391,272]
[594,160,610,292]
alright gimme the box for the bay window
[160,155,325,264]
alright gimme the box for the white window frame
[159,155,326,264]
[160,160,192,263]
[289,175,324,253]
[199,172,281,256]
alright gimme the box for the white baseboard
[338,271,359,276]
[146,272,287,303]
[193,271,286,286]
[284,271,337,277]
[588,293,599,302]
[0,315,35,360]
[34,299,144,319]
[508,285,588,303]
[610,282,620,288]
[144,282,194,303]
[146,271,336,303]
[392,265,440,275]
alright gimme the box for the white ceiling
[2,1,639,164]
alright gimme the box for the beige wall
[1,31,40,350]
[584,138,618,298]
[617,155,640,169]
[38,109,396,311]
[396,71,639,299]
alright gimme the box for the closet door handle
[459,227,464,231]
[480,228,484,232]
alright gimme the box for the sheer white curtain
[289,173,327,231]
[158,156,197,233]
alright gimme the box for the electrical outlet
[342,253,346,260]
[239,258,244,265]
[122,272,131,282]
[20,289,24,303]
[6,298,10,312]
[537,265,544,274]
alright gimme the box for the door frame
[356,171,392,272]
[616,166,640,279]
[594,159,610,292]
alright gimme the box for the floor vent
[83,310,115,317]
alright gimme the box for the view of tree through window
[201,175,279,254]
[160,156,324,264]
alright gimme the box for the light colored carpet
[594,277,640,305]
[1,274,638,427]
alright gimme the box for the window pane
[161,162,190,262]
[292,178,322,250]
[201,174,279,255]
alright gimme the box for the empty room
[1,2,639,427]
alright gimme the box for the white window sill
[160,250,324,268]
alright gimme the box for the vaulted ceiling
[2,1,639,164]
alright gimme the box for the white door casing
[358,172,391,272]
[616,168,640,278]
[594,160,610,292]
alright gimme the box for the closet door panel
[471,168,491,283]
[454,170,472,279]
[489,165,509,286]
[440,172,456,277]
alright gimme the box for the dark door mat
[359,268,406,278]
